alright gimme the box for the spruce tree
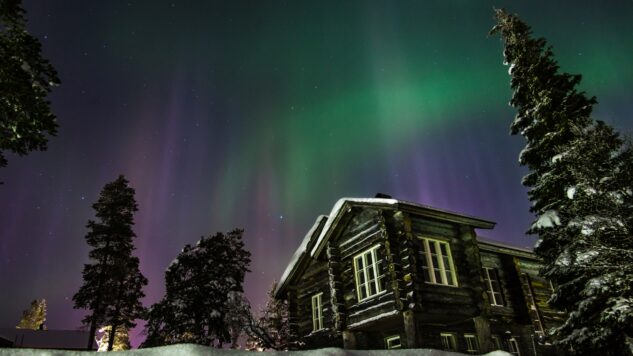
[72,175,147,351]
[492,9,633,355]
[16,299,46,330]
[0,0,60,169]
[143,229,251,347]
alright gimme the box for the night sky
[1,0,632,347]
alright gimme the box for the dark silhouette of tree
[72,175,147,351]
[492,9,633,355]
[0,0,60,169]
[142,229,251,348]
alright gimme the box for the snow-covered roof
[0,328,96,350]
[274,215,328,298]
[310,197,495,258]
[275,197,495,298]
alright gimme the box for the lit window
[464,334,479,355]
[311,293,323,331]
[509,338,521,356]
[483,267,505,306]
[440,333,457,351]
[491,335,503,350]
[419,237,458,286]
[385,335,401,349]
[353,245,385,301]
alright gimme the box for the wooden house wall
[480,251,519,319]
[295,258,332,338]
[336,207,398,330]
[515,258,564,330]
[281,203,563,355]
[415,321,481,353]
[408,215,483,322]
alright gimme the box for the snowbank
[0,345,512,356]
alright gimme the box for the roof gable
[275,197,495,298]
[274,215,327,298]
[310,197,495,257]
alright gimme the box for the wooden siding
[409,216,482,322]
[279,201,563,354]
[336,208,398,330]
[295,258,331,338]
[480,251,518,318]
[515,258,565,331]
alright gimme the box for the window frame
[508,337,521,356]
[464,333,479,355]
[482,267,505,306]
[491,334,503,350]
[440,332,457,351]
[311,292,324,332]
[353,244,385,302]
[385,335,401,349]
[418,237,458,286]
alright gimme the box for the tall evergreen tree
[142,229,251,348]
[491,9,633,355]
[16,299,46,330]
[0,0,60,169]
[72,175,147,351]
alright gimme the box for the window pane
[431,254,439,269]
[445,270,454,286]
[367,265,375,281]
[358,270,365,284]
[420,238,456,286]
[440,243,448,255]
[434,269,442,283]
[365,251,374,266]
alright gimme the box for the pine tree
[0,0,60,169]
[72,175,147,351]
[16,299,46,330]
[491,9,633,355]
[96,325,131,352]
[142,229,251,347]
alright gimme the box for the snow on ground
[0,345,513,356]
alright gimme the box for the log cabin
[274,196,565,355]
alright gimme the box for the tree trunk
[108,322,118,351]
[108,278,125,351]
[87,239,112,350]
[87,317,98,350]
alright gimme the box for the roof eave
[274,215,328,299]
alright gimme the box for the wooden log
[403,310,417,348]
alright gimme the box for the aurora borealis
[1,0,632,346]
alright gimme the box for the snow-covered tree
[16,299,46,330]
[491,9,633,355]
[247,281,295,351]
[96,325,131,352]
[0,0,60,170]
[73,175,148,351]
[224,291,254,349]
[142,229,251,348]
